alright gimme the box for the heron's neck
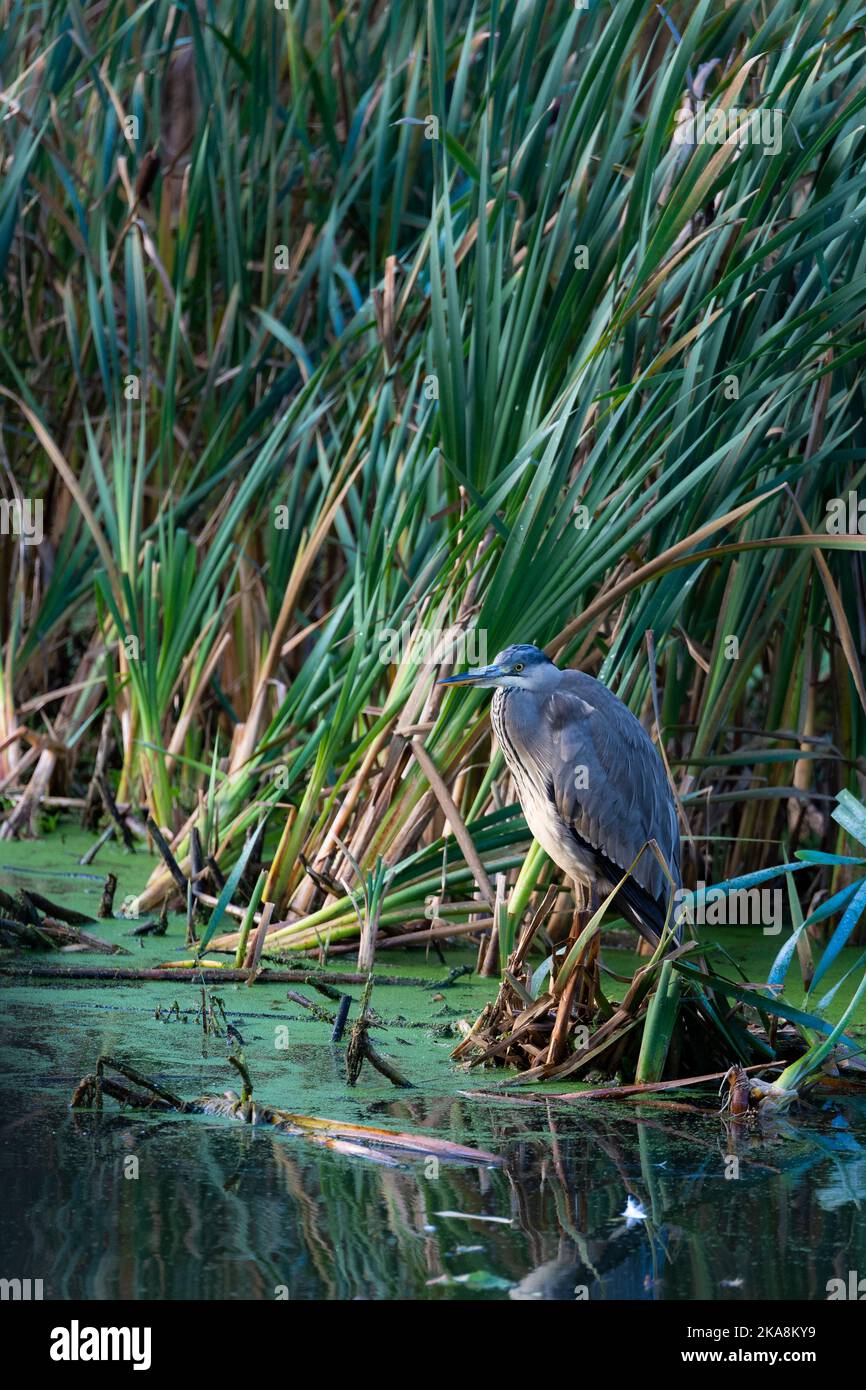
[491,687,537,796]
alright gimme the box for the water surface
[2,841,865,1300]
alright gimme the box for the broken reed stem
[411,740,495,908]
[234,869,266,967]
[244,900,275,978]
[357,898,378,976]
[97,774,135,851]
[206,855,226,890]
[546,963,581,1067]
[0,916,55,949]
[0,964,431,986]
[362,1038,414,1088]
[82,711,113,831]
[346,974,375,1085]
[189,827,205,930]
[190,824,203,884]
[19,890,96,927]
[98,873,117,919]
[186,879,197,946]
[97,1055,189,1111]
[228,1053,254,1108]
[480,874,507,977]
[199,891,253,924]
[331,995,351,1042]
[326,916,495,953]
[146,814,187,894]
[79,823,115,865]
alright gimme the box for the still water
[2,1002,865,1301]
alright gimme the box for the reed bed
[2,1,866,1052]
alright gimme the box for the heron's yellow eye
[513,663,524,673]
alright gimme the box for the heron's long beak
[438,664,506,686]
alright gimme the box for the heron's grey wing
[515,673,680,908]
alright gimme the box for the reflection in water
[2,1085,865,1300]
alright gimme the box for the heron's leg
[571,877,586,924]
[546,883,585,1067]
[579,882,602,1014]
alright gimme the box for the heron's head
[438,643,558,691]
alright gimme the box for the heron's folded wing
[523,682,680,906]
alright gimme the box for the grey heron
[439,643,681,947]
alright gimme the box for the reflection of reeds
[5,1078,863,1299]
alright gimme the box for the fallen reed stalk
[0,964,434,986]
